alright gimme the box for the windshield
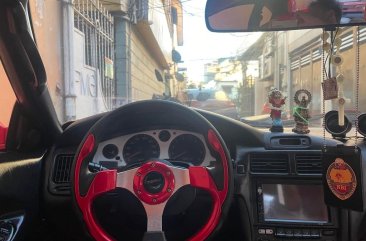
[28,0,366,132]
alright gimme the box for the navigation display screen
[262,184,329,223]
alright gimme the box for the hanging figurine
[292,89,312,134]
[268,88,286,132]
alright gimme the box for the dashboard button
[258,228,266,234]
[265,229,274,235]
[302,229,311,238]
[311,229,320,238]
[293,229,302,238]
[237,164,245,174]
[275,228,286,237]
[284,229,293,237]
[322,230,335,236]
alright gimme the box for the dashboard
[91,129,215,169]
[42,109,366,241]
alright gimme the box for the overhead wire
[98,0,205,22]
[79,0,205,23]
[109,0,260,71]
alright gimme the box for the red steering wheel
[72,100,233,241]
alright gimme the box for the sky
[176,0,262,82]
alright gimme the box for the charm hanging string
[322,29,328,152]
[355,26,360,152]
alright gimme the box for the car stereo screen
[262,184,329,223]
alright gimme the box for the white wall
[65,29,108,120]
[288,29,322,52]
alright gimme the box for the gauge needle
[173,151,187,159]
[127,151,142,159]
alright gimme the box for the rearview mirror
[205,0,366,32]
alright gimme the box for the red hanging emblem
[326,158,357,200]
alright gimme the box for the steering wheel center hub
[133,161,175,205]
[143,171,165,194]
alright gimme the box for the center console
[252,179,338,241]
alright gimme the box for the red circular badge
[326,158,357,200]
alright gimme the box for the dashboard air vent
[296,153,322,175]
[250,153,289,174]
[53,154,74,184]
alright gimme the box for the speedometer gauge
[169,134,206,166]
[123,134,160,164]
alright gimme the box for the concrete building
[239,34,266,116]
[241,26,366,118]
[10,0,184,123]
[204,62,219,83]
[202,57,244,99]
[241,30,324,117]
[288,27,366,115]
[109,0,183,106]
[288,29,323,115]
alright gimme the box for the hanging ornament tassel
[322,27,365,212]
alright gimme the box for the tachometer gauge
[168,134,206,166]
[123,134,160,164]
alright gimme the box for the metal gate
[73,0,115,109]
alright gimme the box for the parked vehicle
[185,89,239,120]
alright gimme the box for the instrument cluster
[91,129,215,169]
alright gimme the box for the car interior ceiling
[1,0,366,241]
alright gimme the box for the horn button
[143,171,165,194]
[133,161,175,205]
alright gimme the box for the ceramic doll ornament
[292,89,312,134]
[268,88,286,132]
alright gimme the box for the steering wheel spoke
[188,166,218,191]
[76,169,117,213]
[169,165,190,192]
[143,202,165,232]
[116,167,140,192]
[86,169,117,199]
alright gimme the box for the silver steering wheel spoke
[116,167,140,192]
